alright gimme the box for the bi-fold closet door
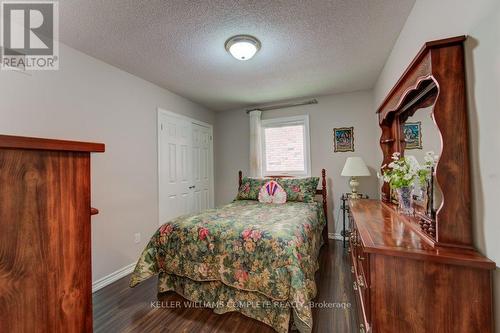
[158,110,213,225]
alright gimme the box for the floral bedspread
[130,200,326,332]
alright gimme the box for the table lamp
[341,157,371,198]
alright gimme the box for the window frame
[261,115,311,177]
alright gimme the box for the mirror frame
[376,36,473,249]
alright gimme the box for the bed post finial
[238,170,242,188]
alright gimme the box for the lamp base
[349,177,360,199]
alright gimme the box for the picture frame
[403,121,422,149]
[333,127,354,152]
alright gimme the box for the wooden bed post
[238,170,242,188]
[321,168,328,244]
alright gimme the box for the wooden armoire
[0,135,104,332]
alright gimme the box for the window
[261,115,311,177]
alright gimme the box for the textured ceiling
[59,0,415,111]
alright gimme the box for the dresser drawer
[349,229,368,283]
[349,225,371,332]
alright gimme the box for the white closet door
[158,112,193,223]
[191,123,212,214]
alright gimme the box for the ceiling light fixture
[225,35,261,61]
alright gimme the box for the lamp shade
[341,157,371,177]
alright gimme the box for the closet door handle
[189,186,195,189]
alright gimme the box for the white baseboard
[328,232,343,241]
[92,263,136,293]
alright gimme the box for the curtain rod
[246,98,318,113]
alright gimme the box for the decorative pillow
[277,177,320,203]
[258,180,287,204]
[237,177,270,200]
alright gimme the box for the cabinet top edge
[349,199,496,270]
[0,134,105,153]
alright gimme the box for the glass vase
[396,186,414,215]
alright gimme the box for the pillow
[277,177,320,203]
[237,177,270,200]
[258,180,287,204]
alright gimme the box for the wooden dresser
[348,199,495,333]
[347,36,496,333]
[0,135,104,332]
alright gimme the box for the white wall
[214,109,250,204]
[0,43,214,282]
[214,91,379,236]
[373,1,500,330]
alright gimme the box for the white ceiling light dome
[225,35,261,61]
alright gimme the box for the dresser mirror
[401,105,443,219]
[377,36,475,248]
[379,76,444,239]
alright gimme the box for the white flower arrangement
[379,151,438,189]
[423,150,439,167]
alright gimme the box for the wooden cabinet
[0,135,104,332]
[348,199,495,333]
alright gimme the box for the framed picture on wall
[333,127,354,152]
[404,122,423,149]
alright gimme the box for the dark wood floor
[93,240,358,332]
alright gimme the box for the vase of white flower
[380,152,434,216]
[396,186,414,215]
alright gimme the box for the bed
[130,170,328,333]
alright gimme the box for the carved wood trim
[377,35,466,116]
